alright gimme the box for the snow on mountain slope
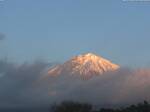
[48,53,120,78]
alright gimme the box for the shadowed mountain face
[48,53,119,78]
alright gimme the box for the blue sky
[0,0,150,67]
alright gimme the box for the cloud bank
[0,59,150,110]
[45,68,150,107]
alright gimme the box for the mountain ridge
[48,53,120,78]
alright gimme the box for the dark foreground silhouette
[50,101,150,112]
[0,101,150,112]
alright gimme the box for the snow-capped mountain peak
[48,53,120,78]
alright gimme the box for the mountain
[48,53,120,78]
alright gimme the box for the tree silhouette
[50,101,150,112]
[50,101,92,112]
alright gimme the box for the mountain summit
[48,53,120,78]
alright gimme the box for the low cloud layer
[0,59,150,110]
[45,68,150,107]
[0,60,49,108]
